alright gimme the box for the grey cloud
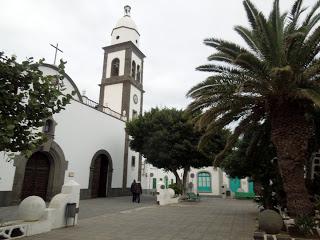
[1,0,315,112]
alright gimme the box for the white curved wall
[111,28,140,47]
[40,66,81,101]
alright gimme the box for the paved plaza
[1,196,257,240]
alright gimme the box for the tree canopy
[0,52,72,156]
[187,0,320,216]
[126,108,227,191]
[222,122,285,209]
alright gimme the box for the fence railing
[82,96,127,121]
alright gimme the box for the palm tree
[187,0,320,216]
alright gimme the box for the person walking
[135,181,142,203]
[130,179,137,203]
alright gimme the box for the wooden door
[21,152,50,201]
[91,155,108,198]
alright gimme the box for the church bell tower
[99,5,145,190]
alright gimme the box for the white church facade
[0,6,144,206]
[0,6,253,207]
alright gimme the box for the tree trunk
[173,170,182,190]
[182,167,190,195]
[270,101,314,216]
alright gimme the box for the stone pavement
[19,197,257,240]
[0,195,156,221]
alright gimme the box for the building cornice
[100,76,145,93]
[103,41,146,59]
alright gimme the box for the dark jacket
[131,182,142,194]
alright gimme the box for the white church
[0,6,252,207]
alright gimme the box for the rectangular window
[132,110,138,119]
[152,178,157,189]
[131,156,136,167]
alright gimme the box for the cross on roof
[50,43,63,65]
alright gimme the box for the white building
[0,6,144,206]
[141,164,253,197]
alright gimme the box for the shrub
[295,215,317,236]
[168,183,182,195]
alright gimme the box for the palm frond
[299,88,320,107]
[213,110,264,166]
[243,0,260,30]
[303,0,320,26]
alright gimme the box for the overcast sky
[1,0,315,111]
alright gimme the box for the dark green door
[152,178,157,189]
[197,172,212,193]
[164,176,168,189]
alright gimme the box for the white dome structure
[115,15,138,31]
[111,5,140,47]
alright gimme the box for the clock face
[133,94,138,104]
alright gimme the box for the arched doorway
[21,152,50,201]
[197,172,212,193]
[11,141,67,205]
[90,153,111,198]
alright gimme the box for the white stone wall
[141,162,177,191]
[54,100,125,189]
[189,167,221,195]
[131,52,142,82]
[241,178,249,192]
[129,85,142,118]
[0,98,126,192]
[0,61,127,194]
[103,83,123,114]
[0,156,15,191]
[126,150,140,188]
[105,50,126,78]
[131,52,142,67]
[140,163,252,196]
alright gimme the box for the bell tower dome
[111,5,140,47]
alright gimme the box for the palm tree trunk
[270,101,313,216]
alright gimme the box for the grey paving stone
[2,197,257,240]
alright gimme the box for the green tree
[222,122,286,209]
[187,0,320,216]
[126,108,226,193]
[0,52,72,156]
